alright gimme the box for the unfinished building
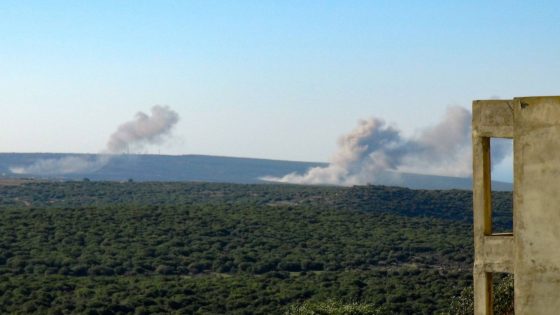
[473,96,560,314]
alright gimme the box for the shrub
[447,274,514,315]
[286,300,384,315]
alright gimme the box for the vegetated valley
[0,181,512,314]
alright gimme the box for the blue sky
[1,1,559,181]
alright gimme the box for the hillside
[0,153,512,190]
[0,181,513,314]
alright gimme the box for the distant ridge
[0,153,512,191]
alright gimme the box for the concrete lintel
[473,100,514,138]
[480,235,514,273]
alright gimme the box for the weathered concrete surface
[473,96,560,315]
[513,96,560,315]
[473,100,514,138]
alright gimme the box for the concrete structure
[473,96,560,314]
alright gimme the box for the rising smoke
[9,155,111,175]
[10,105,179,175]
[107,105,179,153]
[263,106,511,186]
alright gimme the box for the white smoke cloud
[10,106,179,175]
[10,155,110,175]
[107,105,179,153]
[263,106,511,186]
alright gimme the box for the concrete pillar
[472,100,514,315]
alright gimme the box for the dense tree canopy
[0,181,513,314]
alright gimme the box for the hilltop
[0,153,512,191]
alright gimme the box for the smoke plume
[10,105,179,175]
[107,105,179,153]
[263,106,511,186]
[10,155,110,175]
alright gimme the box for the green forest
[0,181,513,314]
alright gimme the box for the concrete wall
[472,96,560,315]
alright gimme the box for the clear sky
[1,1,559,181]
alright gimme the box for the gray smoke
[263,106,511,186]
[107,105,179,153]
[10,105,179,175]
[10,155,111,175]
